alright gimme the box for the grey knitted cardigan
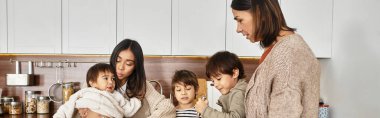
[245,34,321,118]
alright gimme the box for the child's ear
[232,68,239,79]
[89,81,95,87]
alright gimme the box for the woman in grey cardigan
[230,0,321,118]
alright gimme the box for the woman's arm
[268,41,320,118]
[268,82,303,118]
[144,81,176,118]
[113,92,142,117]
[268,65,319,118]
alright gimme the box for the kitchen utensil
[48,82,74,103]
[6,61,35,86]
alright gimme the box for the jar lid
[1,96,15,102]
[25,90,38,94]
[10,101,21,105]
[63,82,73,87]
[37,96,51,100]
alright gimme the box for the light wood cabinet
[7,0,61,53]
[62,0,117,54]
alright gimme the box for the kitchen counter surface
[0,113,52,118]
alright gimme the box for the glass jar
[62,82,74,103]
[25,90,38,113]
[9,101,22,114]
[1,96,15,113]
[37,96,50,114]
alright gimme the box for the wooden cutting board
[195,78,207,103]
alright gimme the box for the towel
[53,87,141,118]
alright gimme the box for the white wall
[319,0,380,117]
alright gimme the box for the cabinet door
[0,0,6,53]
[281,0,332,58]
[225,0,263,57]
[62,0,116,54]
[118,0,171,55]
[172,0,226,56]
[7,0,61,53]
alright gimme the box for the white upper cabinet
[118,0,172,55]
[62,0,116,54]
[225,0,263,57]
[7,0,61,53]
[172,0,226,56]
[0,0,6,53]
[281,0,332,58]
[4,0,333,56]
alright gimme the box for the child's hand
[195,97,209,114]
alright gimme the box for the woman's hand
[194,97,209,114]
[78,108,89,117]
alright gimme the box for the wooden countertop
[1,113,52,118]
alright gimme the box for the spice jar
[37,96,50,114]
[62,82,74,103]
[1,96,15,113]
[9,101,22,114]
[25,90,38,113]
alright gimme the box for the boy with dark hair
[195,51,247,118]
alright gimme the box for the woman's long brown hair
[110,39,146,98]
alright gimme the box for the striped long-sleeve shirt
[176,107,200,118]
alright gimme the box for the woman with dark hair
[230,0,320,117]
[109,39,146,98]
[78,39,175,118]
[110,39,176,118]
